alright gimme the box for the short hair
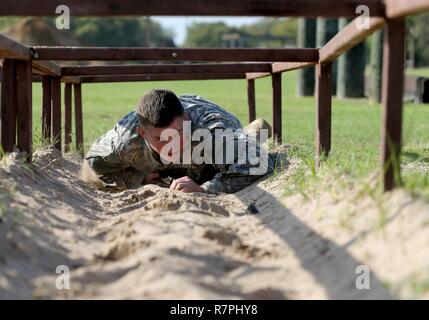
[136,89,184,128]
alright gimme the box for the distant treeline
[183,18,297,48]
[0,14,428,66]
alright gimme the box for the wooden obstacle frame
[0,0,429,192]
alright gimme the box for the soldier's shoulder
[179,95,242,130]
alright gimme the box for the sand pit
[1,147,429,299]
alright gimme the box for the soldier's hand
[170,176,204,193]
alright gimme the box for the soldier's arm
[86,134,147,189]
[200,132,274,194]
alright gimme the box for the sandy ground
[1,147,429,299]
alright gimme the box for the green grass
[30,70,429,200]
[406,67,429,78]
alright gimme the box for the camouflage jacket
[85,94,273,194]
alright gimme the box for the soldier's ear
[137,126,145,137]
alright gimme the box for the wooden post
[64,83,72,153]
[74,83,84,156]
[42,76,52,144]
[15,60,32,162]
[51,77,62,152]
[247,79,256,123]
[271,73,282,143]
[381,19,405,191]
[316,62,333,168]
[0,59,17,153]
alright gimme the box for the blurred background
[0,15,428,103]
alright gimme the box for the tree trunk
[337,18,367,98]
[316,18,338,95]
[297,18,316,96]
[370,30,384,103]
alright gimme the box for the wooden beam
[32,60,61,76]
[315,62,333,168]
[0,60,17,153]
[319,17,385,62]
[0,0,386,17]
[62,63,272,76]
[62,76,81,84]
[272,62,316,73]
[32,47,319,62]
[15,60,32,161]
[64,83,72,153]
[80,73,246,83]
[386,0,429,18]
[245,72,271,80]
[42,76,52,143]
[74,84,83,156]
[0,33,30,60]
[247,79,256,123]
[381,19,406,191]
[271,73,282,143]
[51,77,62,152]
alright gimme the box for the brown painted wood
[64,83,72,153]
[32,60,61,76]
[319,17,385,62]
[74,83,84,156]
[272,62,316,73]
[271,73,282,143]
[80,73,246,83]
[42,76,52,144]
[245,72,271,80]
[62,76,81,84]
[32,47,319,62]
[315,62,333,168]
[0,59,17,153]
[51,77,62,152]
[381,19,406,191]
[247,79,256,123]
[0,33,30,60]
[0,0,386,17]
[61,63,272,76]
[386,0,429,18]
[15,60,32,161]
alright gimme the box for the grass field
[30,70,429,200]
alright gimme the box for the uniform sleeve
[199,127,274,195]
[86,155,147,189]
[85,131,147,189]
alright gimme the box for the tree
[183,18,297,48]
[337,18,366,98]
[184,22,237,47]
[297,18,316,96]
[71,17,175,47]
[241,18,297,47]
[369,30,384,103]
[408,13,429,67]
[316,18,338,95]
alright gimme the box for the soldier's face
[138,115,185,156]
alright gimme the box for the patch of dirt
[0,146,429,299]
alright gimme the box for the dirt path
[1,147,429,299]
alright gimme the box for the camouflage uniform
[85,94,274,194]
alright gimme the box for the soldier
[82,89,274,194]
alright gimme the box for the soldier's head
[136,89,186,156]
